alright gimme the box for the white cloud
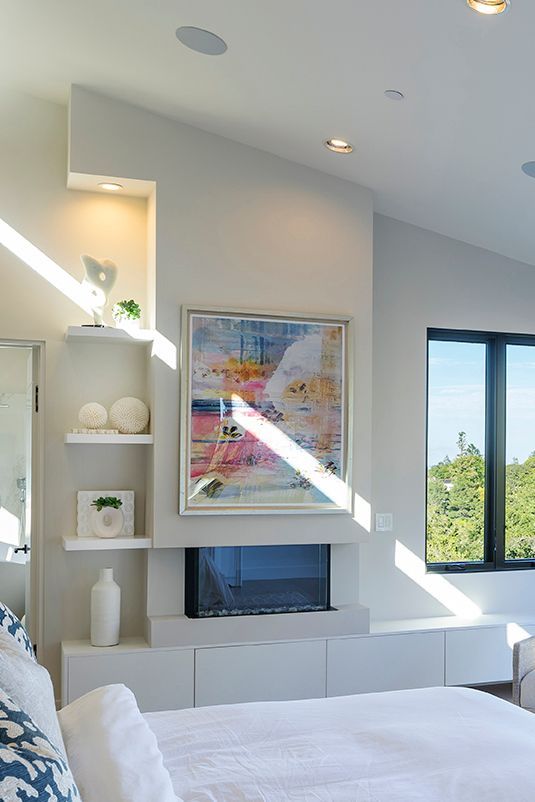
[428,385,485,415]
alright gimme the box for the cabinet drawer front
[445,626,535,686]
[66,650,194,712]
[195,640,326,707]
[327,632,445,696]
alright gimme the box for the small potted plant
[112,299,141,332]
[90,496,124,539]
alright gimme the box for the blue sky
[428,340,535,466]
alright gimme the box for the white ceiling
[2,0,535,264]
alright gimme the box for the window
[426,329,535,572]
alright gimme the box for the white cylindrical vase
[90,568,121,647]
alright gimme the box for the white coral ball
[78,402,108,429]
[109,397,149,434]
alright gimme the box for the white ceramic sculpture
[81,254,118,326]
[109,397,150,434]
[78,402,108,429]
[91,568,121,647]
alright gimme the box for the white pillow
[58,684,180,802]
[0,629,66,758]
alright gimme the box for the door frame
[0,340,44,657]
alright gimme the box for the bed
[3,599,535,802]
[145,686,535,802]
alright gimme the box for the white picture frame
[180,305,353,515]
[76,490,135,537]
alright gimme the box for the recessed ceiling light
[176,26,227,55]
[466,0,510,15]
[384,90,405,101]
[324,138,353,154]
[521,162,535,178]
[98,182,123,192]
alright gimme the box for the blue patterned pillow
[0,689,81,801]
[0,603,35,661]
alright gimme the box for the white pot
[91,506,124,538]
[114,317,140,332]
[91,568,120,647]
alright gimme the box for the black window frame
[426,328,535,574]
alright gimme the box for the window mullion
[493,336,506,567]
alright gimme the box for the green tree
[427,434,484,563]
[428,435,535,563]
[505,455,535,559]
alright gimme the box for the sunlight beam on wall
[394,540,482,619]
[151,331,177,370]
[506,622,531,650]
[0,218,94,314]
[0,218,179,371]
[353,493,371,532]
[231,393,351,509]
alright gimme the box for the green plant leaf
[90,496,123,511]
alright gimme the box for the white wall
[9,84,535,684]
[69,87,374,627]
[0,90,149,688]
[361,214,535,622]
[7,85,535,683]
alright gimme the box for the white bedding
[145,686,535,801]
[59,684,178,802]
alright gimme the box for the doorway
[0,342,41,650]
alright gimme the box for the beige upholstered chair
[513,636,535,712]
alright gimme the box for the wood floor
[472,682,513,703]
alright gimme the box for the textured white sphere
[78,402,108,429]
[109,397,149,434]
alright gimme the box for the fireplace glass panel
[185,545,330,618]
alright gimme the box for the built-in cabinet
[63,617,527,712]
[327,631,444,696]
[445,625,535,686]
[195,641,327,707]
[62,640,194,712]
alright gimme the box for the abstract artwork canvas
[180,307,351,514]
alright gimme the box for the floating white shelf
[62,536,152,551]
[64,433,153,444]
[65,326,154,345]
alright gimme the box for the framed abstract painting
[180,306,352,514]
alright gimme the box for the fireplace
[185,545,331,618]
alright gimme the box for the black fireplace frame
[185,545,332,619]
